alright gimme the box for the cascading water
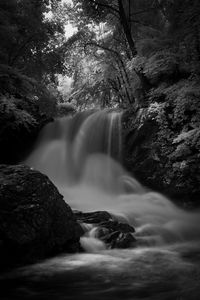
[2,110,200,300]
[25,109,200,246]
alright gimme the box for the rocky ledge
[75,211,136,249]
[0,164,82,269]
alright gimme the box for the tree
[64,0,169,108]
[0,0,65,82]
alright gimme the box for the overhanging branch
[88,0,120,15]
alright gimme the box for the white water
[25,110,200,248]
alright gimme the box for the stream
[1,110,200,299]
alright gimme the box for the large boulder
[0,165,82,268]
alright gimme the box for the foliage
[64,0,155,108]
[0,95,39,163]
[0,96,37,132]
[0,63,58,163]
[154,80,200,165]
[135,78,200,203]
[0,64,57,119]
[0,0,65,81]
[0,0,74,163]
[143,51,179,83]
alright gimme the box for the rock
[0,164,82,268]
[74,211,112,224]
[96,227,110,238]
[102,231,136,249]
[99,220,135,233]
[114,233,136,249]
[123,108,161,191]
[75,211,136,249]
[122,108,200,207]
[102,231,120,244]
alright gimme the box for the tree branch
[84,41,120,58]
[88,0,120,15]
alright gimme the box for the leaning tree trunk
[117,0,152,95]
[118,0,137,57]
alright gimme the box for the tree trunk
[118,0,137,57]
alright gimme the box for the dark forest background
[0,0,200,206]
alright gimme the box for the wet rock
[102,231,120,244]
[74,211,112,224]
[0,164,82,268]
[99,220,135,233]
[114,233,136,249]
[102,231,136,249]
[96,227,110,238]
[75,211,136,249]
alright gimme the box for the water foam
[25,110,200,247]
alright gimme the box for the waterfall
[25,110,200,247]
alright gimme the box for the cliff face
[122,108,200,208]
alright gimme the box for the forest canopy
[1,0,200,110]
